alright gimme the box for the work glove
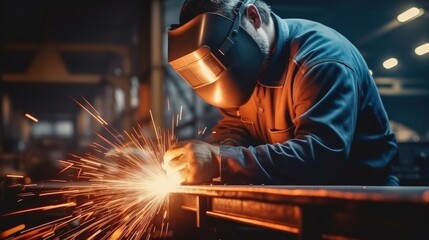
[163,139,220,184]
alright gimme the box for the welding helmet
[168,0,263,108]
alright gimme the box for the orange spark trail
[0,224,25,238]
[1,97,181,240]
[6,174,24,178]
[2,202,77,217]
[24,113,38,122]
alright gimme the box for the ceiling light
[383,58,398,69]
[397,7,424,22]
[415,43,429,56]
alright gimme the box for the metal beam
[3,43,130,84]
[150,0,165,128]
[169,185,429,239]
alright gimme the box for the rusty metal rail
[168,185,429,240]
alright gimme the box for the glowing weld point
[149,175,181,197]
[148,169,181,197]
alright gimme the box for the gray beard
[241,19,270,65]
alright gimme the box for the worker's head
[179,0,271,28]
[180,0,272,61]
[168,0,273,108]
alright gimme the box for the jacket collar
[258,13,290,87]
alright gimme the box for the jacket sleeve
[219,61,359,184]
[208,108,256,147]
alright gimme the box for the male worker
[164,0,399,185]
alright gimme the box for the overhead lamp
[397,7,424,22]
[415,43,429,56]
[383,58,398,69]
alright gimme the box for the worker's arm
[208,108,256,147]
[219,61,359,184]
[164,62,360,185]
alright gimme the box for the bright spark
[24,113,38,122]
[2,97,181,239]
[0,224,25,238]
[6,174,24,178]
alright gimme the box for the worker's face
[241,17,270,64]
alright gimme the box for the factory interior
[1,0,429,239]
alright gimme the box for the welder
[164,0,399,186]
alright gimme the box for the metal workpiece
[168,185,429,240]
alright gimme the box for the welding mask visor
[167,2,263,108]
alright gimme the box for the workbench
[168,185,429,240]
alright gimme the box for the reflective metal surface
[169,185,429,239]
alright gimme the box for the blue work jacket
[209,13,399,185]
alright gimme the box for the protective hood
[167,0,264,108]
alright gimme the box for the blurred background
[1,0,429,186]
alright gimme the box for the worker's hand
[163,139,220,184]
